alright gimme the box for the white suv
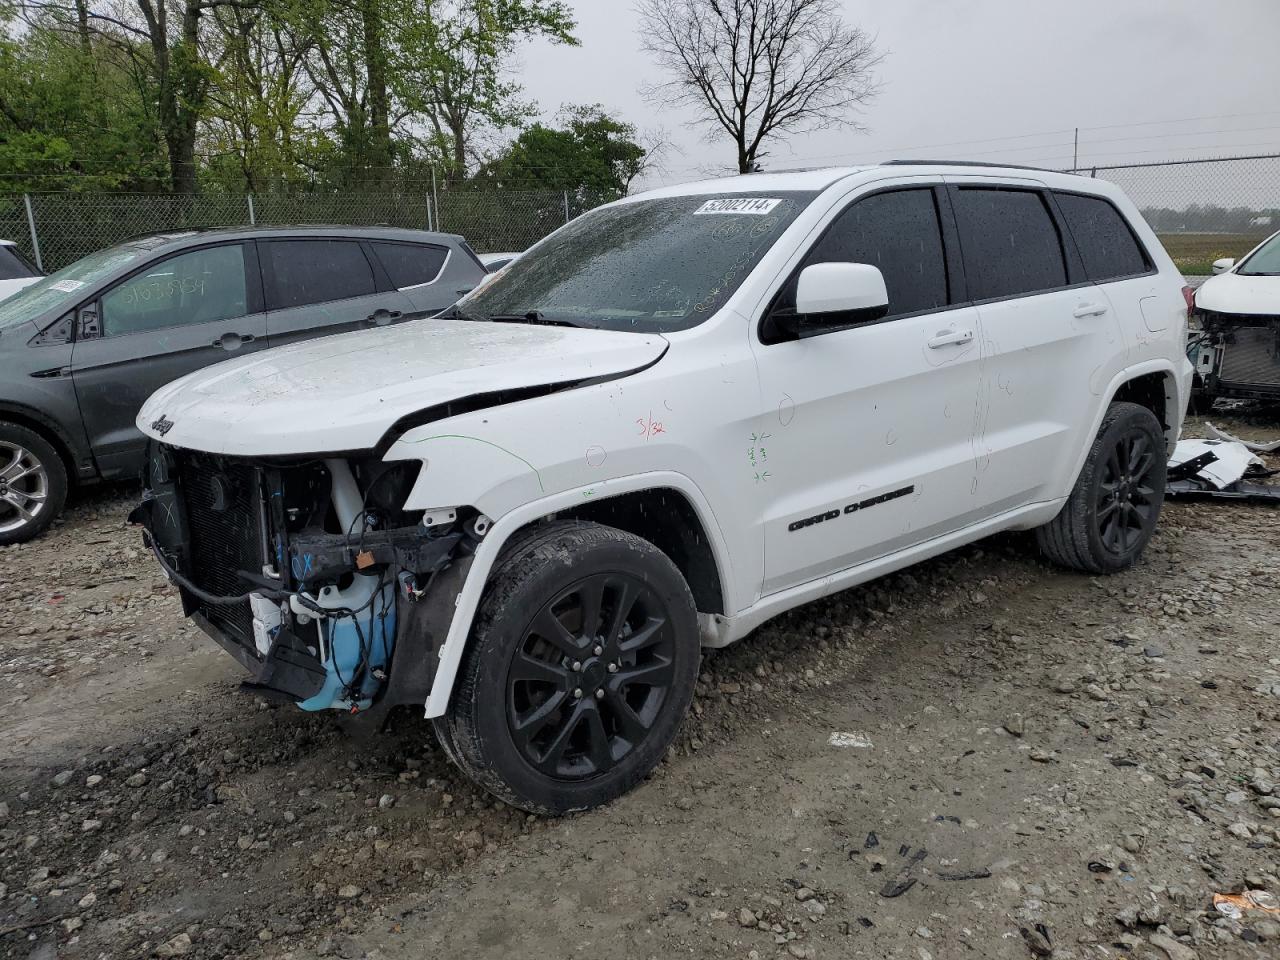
[133,163,1193,813]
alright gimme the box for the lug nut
[607,663,618,673]
[572,660,582,672]
[593,644,603,656]
[595,688,604,699]
[573,688,583,699]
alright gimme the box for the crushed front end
[1193,311,1280,401]
[130,444,475,719]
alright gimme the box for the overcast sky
[516,0,1280,193]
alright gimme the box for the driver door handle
[927,328,974,349]
[213,332,256,350]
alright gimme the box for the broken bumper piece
[1166,438,1280,503]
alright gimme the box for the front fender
[421,470,732,718]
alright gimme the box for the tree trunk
[361,0,392,177]
[73,0,92,56]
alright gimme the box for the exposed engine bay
[130,445,480,718]
[1192,311,1280,400]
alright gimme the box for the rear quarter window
[370,241,448,288]
[1054,192,1151,281]
[0,245,38,280]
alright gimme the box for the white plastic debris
[828,731,874,748]
[1168,439,1263,489]
[1204,421,1280,453]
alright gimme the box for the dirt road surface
[2,409,1278,960]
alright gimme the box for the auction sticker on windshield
[693,198,782,215]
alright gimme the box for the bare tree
[638,0,882,174]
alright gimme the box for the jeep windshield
[457,192,816,333]
[1237,231,1280,276]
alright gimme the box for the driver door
[748,184,984,596]
[70,242,267,478]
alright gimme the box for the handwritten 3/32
[636,412,666,439]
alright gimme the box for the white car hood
[138,318,667,456]
[1196,272,1280,315]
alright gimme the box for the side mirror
[772,262,889,338]
[1211,257,1235,275]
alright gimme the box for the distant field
[1157,233,1264,275]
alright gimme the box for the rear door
[70,241,267,477]
[947,179,1128,510]
[260,237,415,347]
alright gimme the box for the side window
[0,245,38,280]
[100,244,248,338]
[370,241,448,288]
[263,239,377,309]
[806,188,949,318]
[951,188,1068,300]
[1054,192,1151,281]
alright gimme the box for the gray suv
[0,225,486,543]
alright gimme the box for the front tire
[1036,402,1167,574]
[435,520,700,815]
[0,422,67,545]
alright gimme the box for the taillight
[1182,285,1195,315]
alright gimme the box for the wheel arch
[0,402,84,484]
[422,472,733,719]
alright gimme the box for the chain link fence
[0,186,618,273]
[1067,154,1280,274]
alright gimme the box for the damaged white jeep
[133,163,1193,813]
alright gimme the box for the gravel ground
[1,406,1278,960]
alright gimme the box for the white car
[133,162,1192,813]
[0,240,41,301]
[1191,229,1280,403]
[478,251,521,273]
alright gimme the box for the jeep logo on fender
[150,415,175,436]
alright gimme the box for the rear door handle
[213,332,256,350]
[1073,302,1109,318]
[927,328,974,349]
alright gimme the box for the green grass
[1157,233,1263,275]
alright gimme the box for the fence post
[431,168,441,231]
[563,190,571,224]
[247,195,256,225]
[22,194,43,272]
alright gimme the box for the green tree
[477,105,654,195]
[394,0,578,176]
[0,10,166,192]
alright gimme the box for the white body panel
[0,276,39,302]
[136,163,1192,719]
[1195,271,1280,315]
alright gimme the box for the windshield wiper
[485,311,584,328]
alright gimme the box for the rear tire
[1036,402,1166,574]
[435,520,699,815]
[0,421,67,545]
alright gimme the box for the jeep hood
[137,318,667,456]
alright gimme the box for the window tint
[0,246,38,280]
[1055,192,1150,281]
[370,241,448,288]
[101,245,248,338]
[804,189,949,318]
[952,188,1067,300]
[264,239,376,309]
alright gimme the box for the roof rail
[881,159,1072,173]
